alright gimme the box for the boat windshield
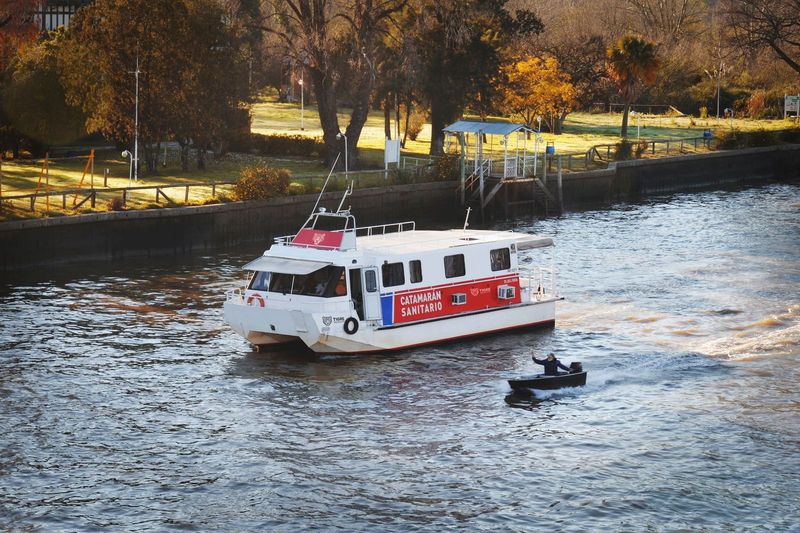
[268,266,347,297]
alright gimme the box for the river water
[1,183,799,531]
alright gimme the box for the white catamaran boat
[224,203,559,353]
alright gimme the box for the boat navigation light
[319,207,327,213]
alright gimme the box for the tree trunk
[556,109,569,135]
[621,101,630,138]
[196,143,206,170]
[310,68,343,169]
[179,140,190,171]
[429,103,447,155]
[395,93,401,140]
[384,96,391,140]
[344,72,376,169]
[402,100,411,148]
[429,93,461,155]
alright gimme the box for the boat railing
[354,221,415,237]
[519,265,556,301]
[226,287,245,303]
[273,220,416,248]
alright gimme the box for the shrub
[233,164,291,201]
[406,109,427,141]
[714,129,743,149]
[108,197,125,211]
[612,140,649,160]
[744,129,778,147]
[699,106,708,119]
[427,154,460,181]
[287,182,307,195]
[747,90,768,119]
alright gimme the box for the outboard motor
[569,362,583,374]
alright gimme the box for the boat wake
[558,300,800,360]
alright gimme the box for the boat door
[361,267,382,321]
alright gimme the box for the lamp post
[725,108,733,128]
[128,54,141,181]
[298,77,304,131]
[532,115,542,177]
[631,110,640,139]
[336,132,348,175]
[122,150,133,185]
[704,62,724,123]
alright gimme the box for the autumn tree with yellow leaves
[498,56,576,134]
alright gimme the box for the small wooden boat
[508,362,586,391]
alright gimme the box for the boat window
[490,248,511,271]
[268,266,346,298]
[365,270,378,293]
[444,254,465,278]
[249,271,271,291]
[409,260,423,283]
[382,262,405,287]
[269,273,295,294]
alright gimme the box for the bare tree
[726,0,800,75]
[261,0,405,168]
[625,0,705,45]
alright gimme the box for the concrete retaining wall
[0,182,461,271]
[2,145,798,271]
[588,144,800,204]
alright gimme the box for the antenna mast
[310,153,341,215]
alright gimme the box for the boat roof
[444,120,534,136]
[355,229,552,255]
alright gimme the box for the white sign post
[784,95,800,118]
[384,139,401,171]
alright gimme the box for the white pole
[533,116,542,177]
[337,132,348,175]
[133,54,140,182]
[299,77,305,131]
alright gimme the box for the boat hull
[224,297,557,353]
[508,371,587,391]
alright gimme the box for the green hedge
[232,133,325,157]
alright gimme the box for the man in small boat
[532,353,571,376]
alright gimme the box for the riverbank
[497,144,800,214]
[2,145,798,271]
[0,182,460,271]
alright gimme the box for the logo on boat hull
[322,316,332,326]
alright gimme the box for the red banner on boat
[292,228,344,249]
[392,276,521,324]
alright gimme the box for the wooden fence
[0,181,236,215]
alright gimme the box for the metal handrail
[356,220,416,236]
[518,265,556,301]
[273,220,416,247]
[226,287,244,303]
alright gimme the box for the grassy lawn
[1,92,796,220]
